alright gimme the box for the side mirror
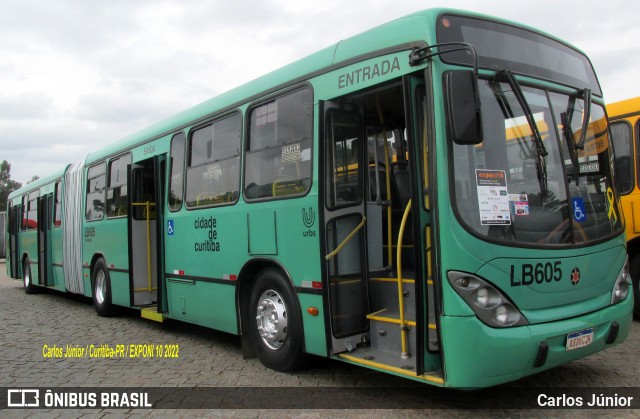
[446,70,482,145]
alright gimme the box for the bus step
[141,306,163,323]
[337,349,443,385]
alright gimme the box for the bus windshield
[451,79,623,245]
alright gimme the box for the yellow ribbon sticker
[606,187,617,223]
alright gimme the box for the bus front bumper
[439,295,633,388]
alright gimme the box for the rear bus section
[7,168,69,294]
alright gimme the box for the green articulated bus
[5,8,632,388]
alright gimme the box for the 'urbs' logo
[302,207,315,228]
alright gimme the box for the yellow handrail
[325,216,366,261]
[396,199,412,359]
[376,96,393,269]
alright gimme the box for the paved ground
[0,260,638,417]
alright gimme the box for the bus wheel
[92,259,114,317]
[23,258,36,294]
[248,269,306,371]
[630,255,640,319]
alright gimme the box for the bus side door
[322,102,370,353]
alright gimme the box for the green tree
[0,160,22,211]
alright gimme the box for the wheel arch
[89,253,107,289]
[235,257,298,337]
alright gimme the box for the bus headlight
[493,304,521,326]
[474,286,501,308]
[494,305,509,325]
[611,259,630,305]
[448,271,528,328]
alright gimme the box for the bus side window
[106,154,131,218]
[244,88,312,200]
[168,132,185,211]
[185,113,241,208]
[21,195,27,230]
[86,163,106,221]
[27,191,39,230]
[54,181,62,227]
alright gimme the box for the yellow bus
[608,96,640,318]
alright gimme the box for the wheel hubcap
[255,289,288,350]
[95,271,106,304]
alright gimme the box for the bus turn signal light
[307,307,319,316]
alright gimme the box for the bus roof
[80,8,587,166]
[84,10,437,166]
[8,165,70,200]
[607,96,640,120]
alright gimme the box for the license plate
[566,328,593,350]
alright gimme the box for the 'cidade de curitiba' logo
[302,207,316,237]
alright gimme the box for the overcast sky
[2,0,639,184]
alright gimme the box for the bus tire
[248,268,306,371]
[23,258,36,294]
[92,258,114,317]
[630,255,640,319]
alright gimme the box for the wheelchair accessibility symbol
[167,220,175,236]
[572,198,586,223]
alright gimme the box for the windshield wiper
[575,88,592,150]
[496,70,548,196]
[561,89,592,185]
[561,110,581,183]
[497,70,547,158]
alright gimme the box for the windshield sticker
[606,187,618,223]
[572,197,586,223]
[509,194,529,216]
[564,159,601,175]
[476,169,511,225]
[282,143,301,163]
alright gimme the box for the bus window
[107,154,131,218]
[245,88,312,200]
[86,163,106,221]
[610,121,634,195]
[185,113,241,208]
[27,191,39,230]
[21,195,27,230]
[326,110,363,209]
[53,181,62,227]
[168,132,185,211]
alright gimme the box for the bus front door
[322,104,370,353]
[320,74,441,379]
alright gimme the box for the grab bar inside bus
[325,215,366,261]
[396,199,412,359]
